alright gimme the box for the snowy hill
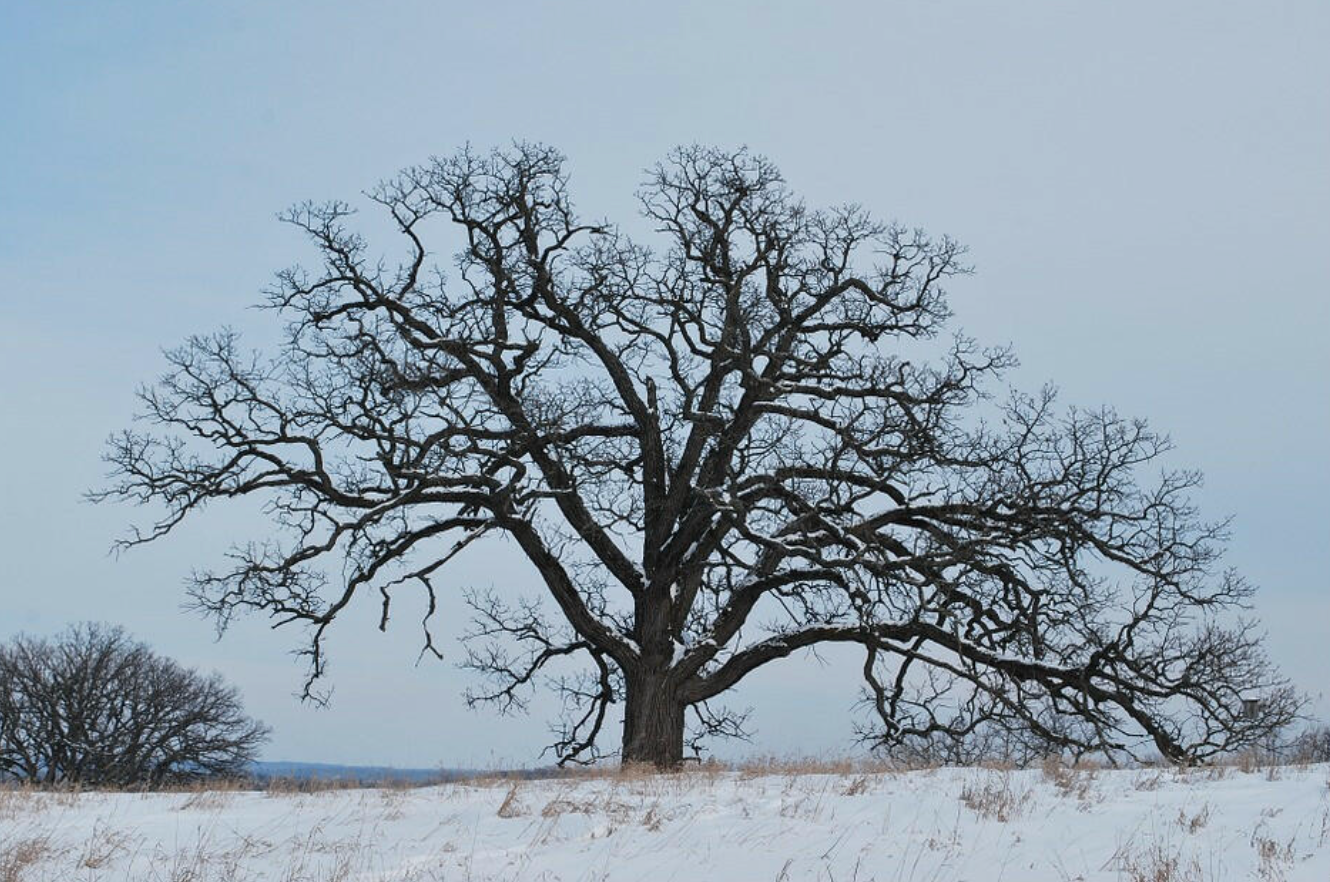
[2,763,1327,880]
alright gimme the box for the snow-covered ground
[2,763,1327,881]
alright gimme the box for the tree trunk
[621,669,685,768]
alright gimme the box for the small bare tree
[0,624,268,786]
[97,144,1298,767]
[1290,724,1330,763]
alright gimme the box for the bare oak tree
[0,624,268,785]
[96,144,1297,767]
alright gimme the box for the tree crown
[0,623,268,785]
[96,144,1298,765]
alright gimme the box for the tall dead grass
[958,771,1031,821]
[0,833,56,882]
[1114,841,1208,882]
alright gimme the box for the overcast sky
[2,0,1327,768]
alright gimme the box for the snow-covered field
[2,763,1328,881]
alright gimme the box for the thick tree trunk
[621,669,685,767]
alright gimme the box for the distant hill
[250,760,469,783]
[249,760,552,783]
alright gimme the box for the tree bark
[621,669,685,767]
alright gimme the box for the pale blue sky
[2,0,1327,767]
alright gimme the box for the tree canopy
[97,144,1298,766]
[0,623,267,785]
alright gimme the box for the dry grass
[0,789,35,824]
[1,739,1322,799]
[1251,831,1297,882]
[1134,769,1167,791]
[1211,748,1293,778]
[0,833,57,882]
[958,771,1030,821]
[640,802,666,832]
[1114,841,1207,882]
[76,822,132,870]
[0,784,83,822]
[447,753,929,789]
[385,754,916,802]
[1176,803,1213,834]
[495,783,525,818]
[257,775,426,796]
[178,787,237,812]
[1041,755,1101,806]
[839,773,873,796]
[729,754,914,778]
[540,794,634,820]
